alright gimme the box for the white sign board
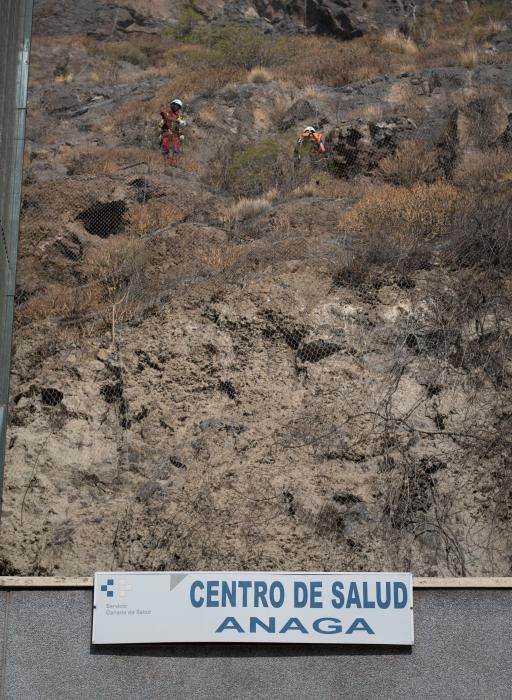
[93,571,413,645]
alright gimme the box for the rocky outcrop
[279,99,317,131]
[253,0,362,38]
[326,116,417,176]
[452,96,512,150]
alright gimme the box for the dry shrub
[147,25,420,97]
[278,35,385,87]
[341,182,461,239]
[455,150,512,190]
[332,235,432,289]
[127,201,185,236]
[101,42,148,67]
[89,57,121,85]
[380,30,418,56]
[198,244,241,270]
[176,151,205,177]
[223,192,276,224]
[65,146,152,176]
[169,64,242,100]
[248,67,273,84]
[184,24,294,71]
[164,43,244,98]
[460,47,479,68]
[465,2,511,28]
[83,238,149,298]
[209,136,297,197]
[296,174,364,200]
[113,99,151,124]
[443,196,512,270]
[378,140,439,186]
[416,41,463,69]
[15,284,104,325]
[66,149,119,176]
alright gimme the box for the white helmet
[170,98,183,109]
[304,126,316,133]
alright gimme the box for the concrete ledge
[413,577,512,588]
[0,576,511,589]
[0,576,93,588]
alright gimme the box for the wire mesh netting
[3,0,512,577]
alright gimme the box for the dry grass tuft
[341,182,461,240]
[277,35,385,87]
[15,284,104,325]
[460,47,480,68]
[64,146,155,176]
[66,149,120,176]
[127,201,185,236]
[83,238,149,298]
[198,244,241,270]
[222,192,276,224]
[380,30,418,55]
[454,149,512,189]
[248,67,273,84]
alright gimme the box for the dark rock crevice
[77,200,127,238]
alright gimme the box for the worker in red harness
[159,98,186,159]
[294,126,326,163]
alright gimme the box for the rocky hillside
[33,0,474,38]
[2,0,512,576]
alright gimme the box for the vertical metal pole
[0,0,34,508]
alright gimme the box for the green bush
[212,137,297,197]
[465,2,511,27]
[176,23,295,70]
[173,0,205,39]
[106,44,148,67]
[214,25,293,70]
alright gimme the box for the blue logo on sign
[100,579,115,598]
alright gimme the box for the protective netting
[3,0,512,577]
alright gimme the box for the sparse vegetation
[84,238,147,296]
[222,192,277,224]
[210,137,298,197]
[460,47,480,68]
[198,243,241,270]
[454,149,512,190]
[378,140,439,186]
[127,200,185,236]
[103,43,149,67]
[380,30,418,55]
[340,182,461,240]
[465,2,512,28]
[444,197,512,270]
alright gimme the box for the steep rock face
[253,0,362,38]
[226,0,472,37]
[33,0,474,38]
